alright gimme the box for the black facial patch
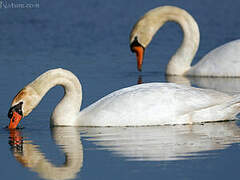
[130,36,144,52]
[8,102,23,119]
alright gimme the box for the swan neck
[130,6,200,75]
[29,69,82,126]
[165,7,200,75]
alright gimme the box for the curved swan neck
[130,6,200,75]
[29,68,82,126]
[164,7,200,75]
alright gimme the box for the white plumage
[79,82,240,126]
[188,40,240,76]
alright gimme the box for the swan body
[130,6,240,77]
[187,40,240,76]
[8,68,240,127]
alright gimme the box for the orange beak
[9,111,22,129]
[132,46,144,71]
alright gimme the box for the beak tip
[132,46,144,73]
[137,64,142,72]
[8,112,22,129]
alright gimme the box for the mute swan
[7,68,240,128]
[130,6,240,77]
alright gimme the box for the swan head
[8,86,40,129]
[130,36,145,71]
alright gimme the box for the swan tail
[183,95,240,124]
[230,94,240,103]
[223,95,240,110]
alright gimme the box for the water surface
[1,0,240,179]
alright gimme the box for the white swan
[8,68,240,128]
[130,6,240,77]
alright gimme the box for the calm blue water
[1,0,240,179]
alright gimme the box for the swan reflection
[166,75,240,94]
[8,121,240,176]
[137,75,240,94]
[9,127,83,180]
[81,121,240,161]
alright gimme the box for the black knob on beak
[8,102,23,119]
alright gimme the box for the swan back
[187,39,240,77]
[78,83,237,126]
